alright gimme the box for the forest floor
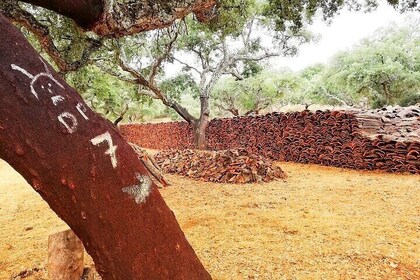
[0,159,419,279]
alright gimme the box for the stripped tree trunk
[194,95,210,150]
[0,14,211,280]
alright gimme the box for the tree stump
[48,230,84,280]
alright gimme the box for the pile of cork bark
[154,149,286,183]
[121,106,420,174]
[354,105,420,142]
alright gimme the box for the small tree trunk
[48,230,84,280]
[194,95,210,150]
[0,14,211,280]
[382,82,391,104]
[229,108,239,116]
[194,119,208,150]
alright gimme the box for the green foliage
[159,74,200,100]
[263,0,418,33]
[213,70,306,115]
[399,93,420,107]
[206,0,257,36]
[66,66,163,123]
[319,19,420,107]
[241,61,264,78]
[299,63,325,80]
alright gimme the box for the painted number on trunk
[90,132,118,169]
[11,58,153,204]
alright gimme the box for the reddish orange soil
[1,159,419,279]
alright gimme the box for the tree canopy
[264,0,418,33]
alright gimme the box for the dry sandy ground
[0,159,419,279]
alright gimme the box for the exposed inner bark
[0,13,211,280]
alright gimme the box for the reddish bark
[20,0,103,29]
[0,14,211,280]
[19,0,216,37]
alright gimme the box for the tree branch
[172,56,202,75]
[2,2,102,73]
[112,45,198,124]
[148,23,182,83]
[20,0,216,37]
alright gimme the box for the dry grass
[0,159,419,279]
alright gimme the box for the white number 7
[91,132,118,168]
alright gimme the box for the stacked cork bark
[155,149,286,183]
[121,106,420,174]
[122,122,194,149]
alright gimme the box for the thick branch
[20,0,103,29]
[319,88,354,107]
[113,103,129,126]
[21,0,217,37]
[111,47,198,125]
[172,56,202,75]
[149,24,182,83]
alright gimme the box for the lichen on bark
[94,0,217,37]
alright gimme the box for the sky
[272,2,418,71]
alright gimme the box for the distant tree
[212,77,243,116]
[316,19,420,108]
[213,70,306,116]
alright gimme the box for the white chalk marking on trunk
[51,95,65,106]
[76,103,89,120]
[11,64,34,79]
[90,132,118,168]
[11,58,64,99]
[57,112,78,134]
[122,173,152,204]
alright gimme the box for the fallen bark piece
[155,149,286,183]
[129,143,171,187]
[48,230,84,280]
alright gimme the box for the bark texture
[194,96,210,150]
[0,14,211,280]
[20,0,216,37]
